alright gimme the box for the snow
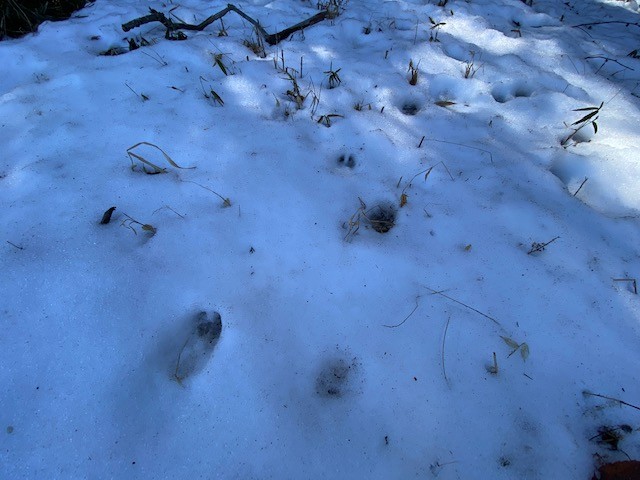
[1,0,640,478]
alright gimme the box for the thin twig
[573,177,588,196]
[124,82,140,98]
[383,296,420,328]
[122,4,331,46]
[441,315,451,386]
[583,391,640,411]
[6,241,24,250]
[424,286,501,327]
[572,21,640,28]
[586,56,634,72]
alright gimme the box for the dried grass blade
[127,142,195,170]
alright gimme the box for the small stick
[418,135,425,148]
[125,82,140,98]
[383,296,420,328]
[583,390,640,411]
[6,241,24,250]
[573,177,588,196]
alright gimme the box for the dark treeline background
[1,0,88,39]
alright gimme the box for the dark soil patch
[366,203,396,233]
[315,355,360,399]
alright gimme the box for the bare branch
[123,4,331,46]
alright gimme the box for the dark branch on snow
[122,3,333,45]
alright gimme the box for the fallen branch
[122,4,333,45]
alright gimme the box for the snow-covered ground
[2,0,640,478]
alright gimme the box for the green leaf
[520,343,529,361]
[501,336,520,349]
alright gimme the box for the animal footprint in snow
[173,311,222,384]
